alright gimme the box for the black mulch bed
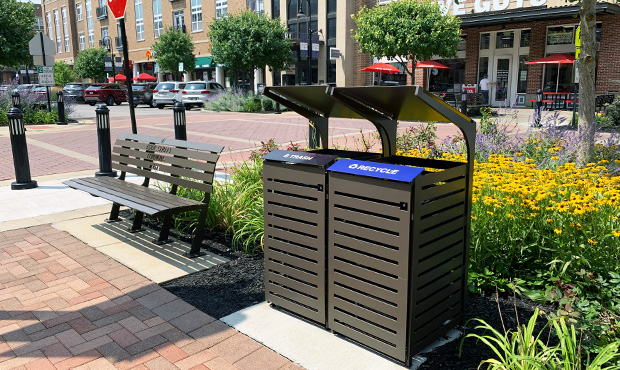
[131,211,556,369]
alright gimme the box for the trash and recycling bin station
[261,85,476,366]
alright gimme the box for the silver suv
[181,81,225,110]
[152,81,186,109]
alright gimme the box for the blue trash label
[327,159,424,183]
[263,150,338,166]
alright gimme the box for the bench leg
[129,211,145,233]
[105,203,123,223]
[185,208,207,258]
[154,215,173,245]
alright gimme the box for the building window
[272,0,279,18]
[102,27,108,41]
[478,56,489,82]
[54,10,62,53]
[327,18,336,43]
[76,3,83,21]
[46,12,54,43]
[191,0,202,32]
[62,7,70,52]
[520,29,531,47]
[327,0,336,14]
[216,0,227,19]
[517,55,528,94]
[480,33,490,50]
[86,0,94,47]
[35,17,44,31]
[135,0,144,41]
[153,0,162,38]
[496,31,514,49]
[79,33,85,50]
[173,10,184,32]
[247,0,263,13]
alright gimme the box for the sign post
[108,0,137,134]
[29,32,56,112]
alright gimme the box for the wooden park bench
[63,133,224,258]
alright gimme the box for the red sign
[107,0,127,19]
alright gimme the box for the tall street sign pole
[108,0,137,134]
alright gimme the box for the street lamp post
[100,36,116,82]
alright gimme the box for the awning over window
[195,56,214,69]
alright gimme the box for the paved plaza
[0,105,574,370]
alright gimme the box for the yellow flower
[486,211,494,215]
[507,213,515,219]
[588,239,598,245]
[546,218,553,223]
[612,230,620,237]
[554,229,562,234]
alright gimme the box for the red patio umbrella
[525,53,575,93]
[112,73,126,82]
[359,62,402,74]
[133,72,157,82]
[407,60,450,89]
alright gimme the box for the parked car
[84,83,127,106]
[12,84,38,96]
[62,83,90,102]
[152,81,186,109]
[131,82,158,107]
[181,81,225,110]
[0,85,10,94]
[32,86,49,104]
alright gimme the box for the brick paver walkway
[0,225,302,370]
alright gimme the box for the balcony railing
[96,6,107,20]
[115,36,123,50]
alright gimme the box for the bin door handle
[316,184,323,191]
[400,202,408,211]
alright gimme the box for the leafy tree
[0,0,36,68]
[152,28,195,80]
[209,10,293,91]
[54,61,76,86]
[74,48,108,81]
[351,0,461,85]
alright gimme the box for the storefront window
[428,59,465,92]
[480,33,490,50]
[517,56,528,93]
[478,57,489,82]
[543,53,575,92]
[547,26,575,45]
[496,31,514,49]
[520,30,531,47]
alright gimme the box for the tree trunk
[576,0,596,167]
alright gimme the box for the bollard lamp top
[173,101,184,112]
[95,104,110,113]
[7,106,23,118]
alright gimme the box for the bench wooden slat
[111,150,216,183]
[79,176,201,208]
[64,178,205,216]
[117,132,224,154]
[113,162,214,193]
[114,139,221,165]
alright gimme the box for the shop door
[492,57,511,106]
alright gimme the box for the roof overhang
[459,2,620,27]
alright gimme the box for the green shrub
[241,96,262,112]
[604,97,620,126]
[261,97,275,111]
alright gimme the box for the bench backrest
[111,133,224,194]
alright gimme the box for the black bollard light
[173,102,187,140]
[7,107,37,190]
[535,89,543,127]
[95,104,117,177]
[12,92,20,108]
[461,88,468,115]
[57,91,66,125]
[274,100,281,114]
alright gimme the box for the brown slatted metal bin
[263,149,378,325]
[326,156,468,365]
